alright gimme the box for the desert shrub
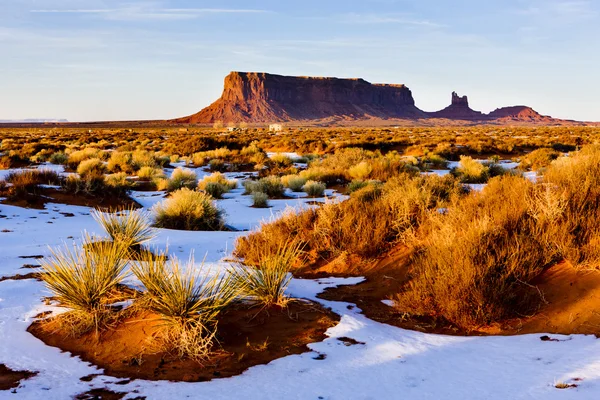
[236,174,463,266]
[299,167,347,186]
[486,162,509,178]
[541,146,600,266]
[167,167,197,191]
[351,183,384,202]
[131,150,157,169]
[269,153,293,167]
[394,175,561,329]
[131,253,239,361]
[62,174,131,198]
[153,177,169,191]
[230,243,300,307]
[77,158,106,178]
[202,182,227,199]
[208,159,226,172]
[347,180,369,193]
[40,237,129,334]
[107,151,134,173]
[251,192,269,208]
[92,208,155,250]
[3,169,62,197]
[49,152,68,165]
[104,172,133,191]
[198,172,237,191]
[153,188,224,231]
[137,166,165,180]
[452,156,489,183]
[243,176,285,198]
[348,161,373,180]
[67,148,104,170]
[303,180,326,197]
[281,175,307,192]
[519,148,560,171]
[421,154,449,169]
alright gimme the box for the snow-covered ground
[1,169,599,399]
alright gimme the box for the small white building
[269,124,283,132]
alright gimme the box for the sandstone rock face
[176,72,426,123]
[173,72,577,125]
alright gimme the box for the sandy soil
[29,301,339,382]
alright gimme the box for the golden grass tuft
[230,243,300,307]
[131,252,240,361]
[92,207,156,250]
[39,237,129,335]
[153,188,225,231]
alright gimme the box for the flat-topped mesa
[175,72,426,123]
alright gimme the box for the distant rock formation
[175,72,426,123]
[427,92,485,120]
[487,106,554,123]
[173,72,585,125]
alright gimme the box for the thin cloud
[30,8,270,17]
[336,13,445,28]
[31,9,116,13]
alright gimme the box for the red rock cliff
[176,72,426,123]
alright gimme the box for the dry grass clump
[519,148,560,171]
[67,148,105,170]
[2,169,62,197]
[348,161,373,180]
[452,156,489,183]
[235,174,463,267]
[131,253,239,361]
[137,166,165,180]
[49,152,68,165]
[251,191,269,208]
[281,175,307,192]
[395,175,560,328]
[243,176,285,198]
[269,153,293,167]
[230,243,300,307]
[303,180,326,197]
[77,158,106,178]
[540,146,600,266]
[153,188,225,231]
[92,208,155,250]
[40,237,129,335]
[104,172,133,190]
[62,172,132,198]
[197,172,237,199]
[167,167,198,191]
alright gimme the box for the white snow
[0,166,599,399]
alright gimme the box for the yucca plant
[92,207,155,250]
[40,236,129,334]
[131,252,241,361]
[230,243,301,307]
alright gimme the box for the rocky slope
[174,72,584,125]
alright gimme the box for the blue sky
[1,0,599,121]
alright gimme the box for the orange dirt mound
[309,247,600,336]
[485,261,600,335]
[28,301,338,382]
